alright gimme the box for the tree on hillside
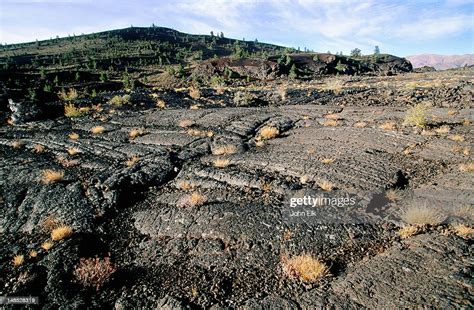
[350,48,361,57]
[220,32,224,38]
[374,45,380,55]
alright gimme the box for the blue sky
[1,0,473,56]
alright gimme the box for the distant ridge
[406,54,474,70]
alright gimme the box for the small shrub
[51,225,73,241]
[12,255,24,267]
[257,126,279,140]
[277,84,288,100]
[320,158,335,164]
[64,104,82,118]
[401,205,442,225]
[41,169,64,184]
[212,144,237,156]
[403,103,427,127]
[74,257,116,290]
[12,140,23,149]
[178,192,207,208]
[108,95,130,105]
[385,189,399,201]
[281,254,328,283]
[58,88,78,101]
[177,180,195,190]
[233,91,254,106]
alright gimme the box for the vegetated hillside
[0,26,412,108]
[406,54,474,70]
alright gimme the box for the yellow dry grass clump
[129,128,146,139]
[64,104,83,118]
[435,125,450,134]
[12,140,23,149]
[187,129,213,137]
[379,121,397,130]
[51,225,73,241]
[41,240,54,251]
[177,180,196,190]
[401,205,442,225]
[58,88,78,101]
[354,121,367,128]
[318,180,334,191]
[320,158,335,164]
[178,192,207,208]
[74,257,116,291]
[178,119,194,128]
[448,134,464,142]
[67,147,79,156]
[399,225,419,239]
[257,126,279,140]
[459,162,474,172]
[212,144,237,156]
[452,223,474,238]
[322,119,340,127]
[12,254,24,267]
[41,169,64,184]
[126,155,140,167]
[29,250,38,258]
[213,159,230,168]
[282,254,328,283]
[385,189,399,201]
[90,126,105,134]
[69,132,79,140]
[189,87,201,99]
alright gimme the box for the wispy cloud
[0,0,472,55]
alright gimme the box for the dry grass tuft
[51,225,73,241]
[401,205,442,225]
[320,158,335,164]
[33,144,45,153]
[177,180,196,191]
[399,225,420,239]
[448,134,465,142]
[29,250,38,258]
[178,119,194,128]
[189,87,201,99]
[277,84,288,100]
[213,158,231,168]
[129,128,146,139]
[463,147,471,156]
[385,189,399,201]
[12,140,23,149]
[74,257,116,290]
[452,223,474,238]
[281,254,328,283]
[317,180,334,191]
[255,140,265,147]
[12,255,24,267]
[90,126,105,135]
[108,94,130,105]
[459,162,474,172]
[69,132,79,140]
[300,175,310,184]
[41,169,64,184]
[187,129,213,137]
[379,121,397,130]
[354,121,367,128]
[126,155,140,167]
[156,99,166,109]
[64,104,83,118]
[257,126,280,140]
[178,192,207,208]
[322,119,340,127]
[434,125,450,134]
[447,109,458,116]
[190,104,201,110]
[67,147,79,156]
[212,144,237,156]
[41,240,53,251]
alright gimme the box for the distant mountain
[406,54,474,70]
